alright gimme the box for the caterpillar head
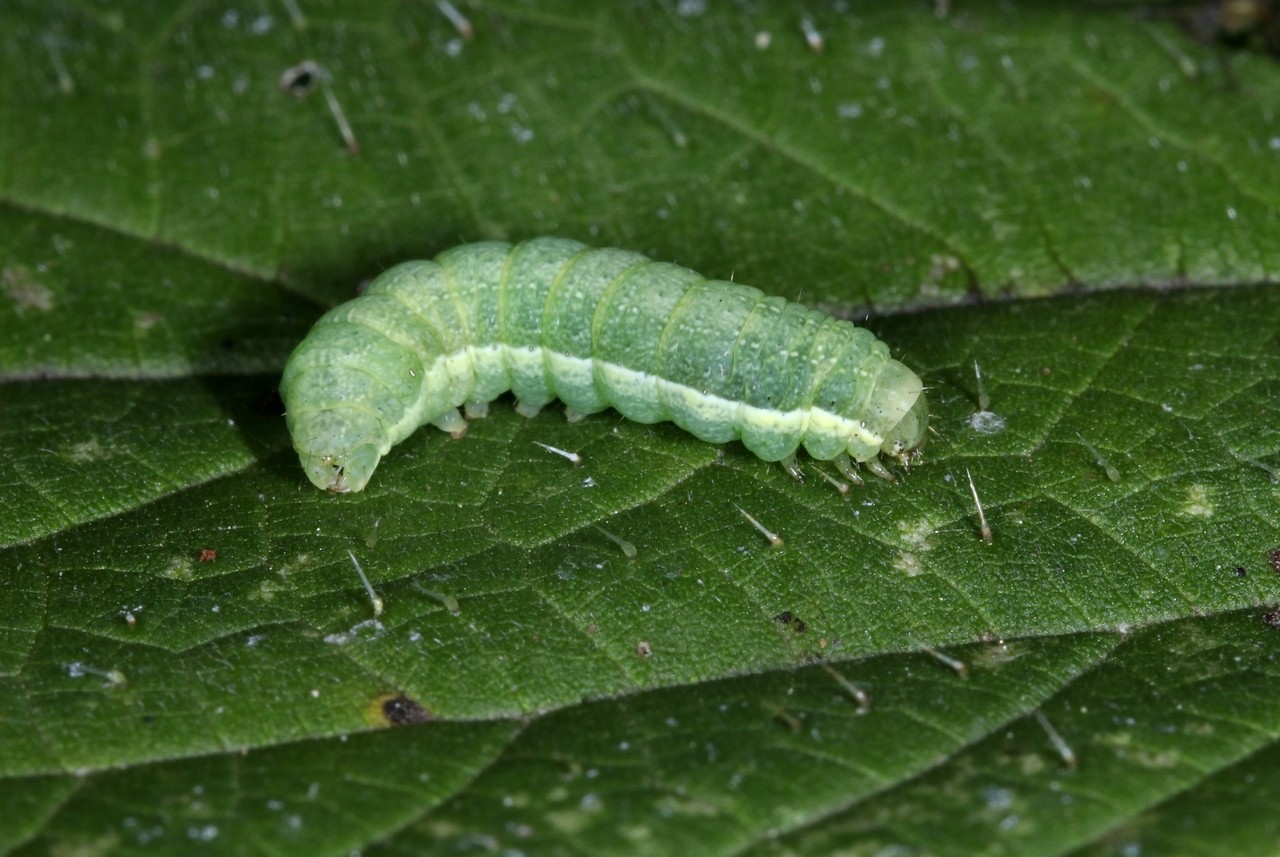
[853,358,928,465]
[288,407,388,493]
[879,391,928,464]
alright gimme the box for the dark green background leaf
[2,1,1278,855]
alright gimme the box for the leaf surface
[2,2,1279,855]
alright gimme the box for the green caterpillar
[281,238,928,493]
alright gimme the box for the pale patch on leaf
[3,266,55,313]
[1182,484,1214,518]
[162,556,196,581]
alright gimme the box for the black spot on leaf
[382,695,431,725]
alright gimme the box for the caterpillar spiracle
[281,237,928,493]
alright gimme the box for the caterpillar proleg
[281,238,928,493]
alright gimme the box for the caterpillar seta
[281,237,928,493]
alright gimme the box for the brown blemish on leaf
[279,60,322,97]
[199,549,217,562]
[370,693,432,726]
[774,611,808,634]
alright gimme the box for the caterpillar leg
[464,401,489,420]
[780,453,804,482]
[832,453,866,487]
[514,400,543,419]
[432,408,468,439]
[865,456,897,484]
[564,406,589,424]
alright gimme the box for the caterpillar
[280,237,928,493]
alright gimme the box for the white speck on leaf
[970,411,1006,434]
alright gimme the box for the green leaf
[2,2,1278,855]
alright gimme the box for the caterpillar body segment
[281,238,927,493]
